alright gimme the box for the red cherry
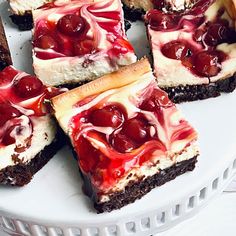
[122,118,148,143]
[14,75,44,98]
[0,103,21,127]
[194,51,221,77]
[111,133,135,153]
[57,14,84,36]
[90,105,123,128]
[37,35,58,50]
[140,89,172,111]
[74,40,95,56]
[204,23,229,46]
[161,41,190,60]
[147,10,177,30]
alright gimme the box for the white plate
[1,1,236,235]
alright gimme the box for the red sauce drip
[70,88,194,190]
[147,0,236,77]
[33,3,134,60]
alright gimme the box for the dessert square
[51,58,199,213]
[32,0,137,87]
[0,17,12,70]
[146,0,236,102]
[0,66,65,186]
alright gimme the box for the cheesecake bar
[146,0,236,102]
[51,58,199,213]
[32,0,137,87]
[0,66,65,186]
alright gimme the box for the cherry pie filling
[70,86,196,193]
[33,1,134,61]
[0,67,64,148]
[146,0,236,77]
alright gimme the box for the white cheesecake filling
[99,142,199,203]
[149,0,236,88]
[33,52,137,86]
[0,115,57,170]
[9,0,53,15]
[32,0,137,86]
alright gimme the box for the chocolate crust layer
[9,13,33,31]
[123,5,145,21]
[92,156,197,213]
[163,75,236,103]
[0,130,64,186]
[0,17,12,70]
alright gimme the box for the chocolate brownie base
[163,75,236,103]
[84,156,197,213]
[0,130,64,186]
[0,17,12,70]
[9,13,33,31]
[123,5,145,21]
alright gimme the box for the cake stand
[1,1,236,235]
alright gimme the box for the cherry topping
[14,75,44,98]
[141,89,172,111]
[147,10,177,30]
[74,39,95,56]
[111,133,135,153]
[90,105,123,128]
[122,118,148,143]
[204,23,229,46]
[57,14,84,36]
[161,41,191,60]
[0,103,21,127]
[193,51,221,77]
[37,35,58,50]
